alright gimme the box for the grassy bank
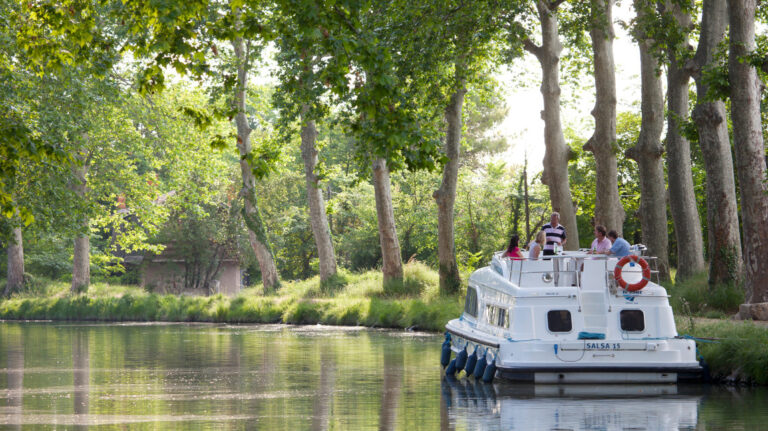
[677,318,768,385]
[0,262,462,332]
[665,272,744,319]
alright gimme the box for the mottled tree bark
[523,0,579,250]
[434,71,465,295]
[585,0,625,234]
[664,2,706,281]
[233,34,279,293]
[4,226,24,296]
[728,0,768,303]
[372,158,403,283]
[689,0,742,286]
[626,1,670,281]
[71,159,90,294]
[300,110,337,282]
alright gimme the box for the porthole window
[464,287,478,317]
[485,305,509,328]
[547,310,572,333]
[620,310,645,332]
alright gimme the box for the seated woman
[504,235,524,260]
[528,230,546,259]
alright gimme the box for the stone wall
[141,260,242,296]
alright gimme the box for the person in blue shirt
[599,230,631,257]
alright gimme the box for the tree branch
[333,6,361,36]
[523,38,543,60]
[549,0,566,10]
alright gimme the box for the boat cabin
[463,252,674,344]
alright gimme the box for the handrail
[495,251,663,288]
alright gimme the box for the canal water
[1,322,767,430]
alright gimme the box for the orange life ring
[614,255,651,291]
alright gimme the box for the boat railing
[603,255,662,292]
[493,251,662,289]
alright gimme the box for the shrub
[678,320,768,384]
[667,272,744,316]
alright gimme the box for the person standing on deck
[542,212,567,256]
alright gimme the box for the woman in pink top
[504,235,523,260]
[589,225,612,254]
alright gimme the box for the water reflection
[311,349,334,431]
[1,322,768,430]
[441,377,701,430]
[379,344,403,431]
[72,330,89,430]
[4,329,23,431]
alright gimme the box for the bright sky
[499,4,642,174]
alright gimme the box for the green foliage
[568,111,643,247]
[0,262,460,332]
[23,234,71,279]
[677,319,768,384]
[701,45,731,101]
[153,184,250,294]
[461,84,511,167]
[666,271,745,317]
[629,0,700,68]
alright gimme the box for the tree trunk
[300,111,337,282]
[524,158,530,238]
[434,73,465,295]
[297,47,337,283]
[372,158,403,284]
[4,226,24,296]
[664,2,706,281]
[71,160,90,293]
[728,0,768,303]
[524,0,579,250]
[690,0,742,286]
[626,2,670,281]
[585,0,625,234]
[233,34,279,293]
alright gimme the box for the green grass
[677,317,768,384]
[664,271,745,317]
[0,262,462,332]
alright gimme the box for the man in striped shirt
[542,212,567,256]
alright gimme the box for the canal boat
[442,249,703,383]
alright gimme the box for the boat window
[547,310,572,332]
[464,287,478,317]
[485,304,509,328]
[620,310,645,332]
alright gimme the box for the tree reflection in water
[5,330,23,431]
[72,329,90,431]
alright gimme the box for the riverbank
[0,262,462,332]
[3,263,768,384]
[676,318,768,385]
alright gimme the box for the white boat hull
[444,252,704,383]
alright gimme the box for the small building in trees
[140,248,243,296]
